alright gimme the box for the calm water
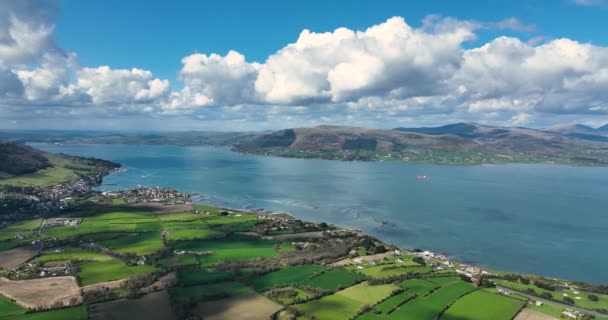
[33,143,608,284]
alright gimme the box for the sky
[1,0,608,131]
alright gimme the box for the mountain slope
[542,124,608,142]
[236,124,608,165]
[0,140,51,175]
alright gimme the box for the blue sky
[1,0,607,130]
[55,0,606,82]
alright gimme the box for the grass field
[36,248,112,263]
[0,154,83,187]
[178,269,234,286]
[165,229,225,241]
[389,280,475,320]
[359,265,434,279]
[399,279,438,294]
[428,276,461,286]
[158,254,199,268]
[0,294,26,317]
[100,231,163,255]
[0,306,87,320]
[442,290,525,320]
[267,287,313,305]
[374,290,413,313]
[194,292,282,320]
[173,236,279,266]
[300,268,365,291]
[251,265,325,291]
[171,281,254,305]
[293,282,398,319]
[77,260,156,286]
[88,290,176,320]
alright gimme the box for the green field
[158,254,199,268]
[428,276,461,286]
[0,154,82,187]
[300,268,365,291]
[251,265,325,291]
[173,236,279,266]
[0,219,41,241]
[77,260,156,286]
[0,306,86,320]
[442,290,525,320]
[36,248,112,263]
[165,229,225,241]
[88,290,176,320]
[293,282,398,319]
[178,269,235,286]
[359,265,433,279]
[267,287,313,305]
[389,280,475,320]
[0,294,26,317]
[100,232,163,255]
[399,279,438,294]
[171,281,254,305]
[374,291,413,314]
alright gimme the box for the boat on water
[416,175,428,180]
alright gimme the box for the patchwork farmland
[0,195,606,320]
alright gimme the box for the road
[496,285,608,319]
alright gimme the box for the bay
[33,143,608,284]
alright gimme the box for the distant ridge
[0,139,51,175]
[234,123,608,166]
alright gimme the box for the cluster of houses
[0,168,110,217]
[43,217,82,228]
[10,251,72,280]
[102,186,189,204]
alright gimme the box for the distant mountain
[238,125,478,153]
[597,124,608,132]
[542,124,608,142]
[0,139,51,175]
[236,124,608,165]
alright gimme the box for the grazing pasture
[300,268,365,291]
[374,291,413,313]
[399,278,438,294]
[359,265,433,279]
[173,236,278,266]
[389,280,475,320]
[194,292,282,320]
[88,290,176,320]
[1,306,87,320]
[0,294,26,316]
[165,229,225,241]
[442,290,525,320]
[171,281,253,305]
[77,260,156,286]
[293,282,397,319]
[178,269,234,285]
[100,231,163,255]
[251,265,325,291]
[36,248,112,263]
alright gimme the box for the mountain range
[235,123,608,165]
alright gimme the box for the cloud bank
[1,0,608,129]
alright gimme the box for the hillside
[0,140,119,216]
[541,124,608,142]
[0,140,51,176]
[236,124,608,165]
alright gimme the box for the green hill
[0,140,51,176]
